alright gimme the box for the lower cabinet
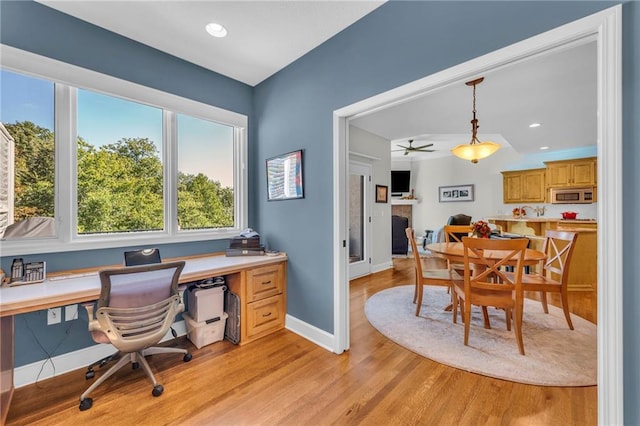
[227,261,287,345]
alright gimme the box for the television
[391,170,411,195]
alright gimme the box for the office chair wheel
[183,353,192,362]
[79,397,93,411]
[152,384,164,397]
[85,369,95,380]
[132,362,140,370]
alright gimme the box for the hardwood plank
[5,258,596,425]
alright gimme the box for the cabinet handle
[261,280,272,285]
[262,312,272,317]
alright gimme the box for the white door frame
[348,160,372,279]
[333,6,622,424]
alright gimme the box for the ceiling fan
[392,139,435,156]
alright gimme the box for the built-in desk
[0,252,287,425]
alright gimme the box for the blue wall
[2,0,639,422]
[0,1,252,365]
[252,0,638,422]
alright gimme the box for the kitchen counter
[486,216,597,238]
[485,215,596,224]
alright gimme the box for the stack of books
[225,230,265,256]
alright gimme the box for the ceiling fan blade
[396,145,409,149]
[403,150,409,156]
[415,149,436,152]
[412,143,434,150]
[391,148,406,152]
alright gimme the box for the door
[349,161,371,279]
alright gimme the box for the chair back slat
[444,225,472,243]
[541,230,578,281]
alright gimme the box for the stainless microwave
[549,187,595,204]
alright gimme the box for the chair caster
[152,384,164,397]
[85,369,95,380]
[132,362,140,370]
[79,397,93,411]
[183,353,192,362]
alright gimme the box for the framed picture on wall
[438,184,474,202]
[375,185,388,203]
[266,149,304,201]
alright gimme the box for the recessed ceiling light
[529,123,541,128]
[205,22,227,38]
[540,146,550,150]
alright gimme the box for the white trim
[0,44,249,256]
[371,261,393,274]
[333,6,622,424]
[15,320,187,388]
[285,314,335,353]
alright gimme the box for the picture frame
[375,185,388,203]
[438,184,474,202]
[266,149,304,201]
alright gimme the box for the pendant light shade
[451,77,500,164]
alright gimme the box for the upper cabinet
[501,168,546,204]
[544,157,597,188]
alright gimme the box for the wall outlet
[47,307,62,325]
[65,304,78,321]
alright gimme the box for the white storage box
[183,312,228,349]
[187,285,225,323]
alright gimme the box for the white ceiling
[351,39,597,159]
[37,0,385,86]
[37,1,596,158]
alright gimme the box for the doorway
[349,161,372,279]
[333,6,622,423]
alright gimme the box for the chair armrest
[82,302,101,332]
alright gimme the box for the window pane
[177,114,234,230]
[77,90,163,234]
[0,69,56,239]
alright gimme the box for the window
[77,90,164,234]
[0,45,247,256]
[176,114,235,230]
[0,69,55,239]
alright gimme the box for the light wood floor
[6,258,597,425]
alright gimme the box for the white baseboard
[285,314,336,353]
[371,261,393,274]
[14,320,187,388]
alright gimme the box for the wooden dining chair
[443,224,473,274]
[506,229,578,330]
[406,228,460,316]
[443,224,472,243]
[451,237,528,355]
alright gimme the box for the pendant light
[451,77,500,163]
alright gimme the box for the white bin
[183,312,228,349]
[187,285,225,323]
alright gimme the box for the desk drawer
[246,294,284,340]
[247,264,283,302]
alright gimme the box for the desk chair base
[79,347,192,411]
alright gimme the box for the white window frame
[0,44,248,256]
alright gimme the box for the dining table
[425,241,547,270]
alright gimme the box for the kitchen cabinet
[501,168,546,204]
[545,157,597,188]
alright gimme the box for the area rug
[364,285,596,386]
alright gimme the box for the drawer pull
[261,280,272,285]
[262,312,272,317]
